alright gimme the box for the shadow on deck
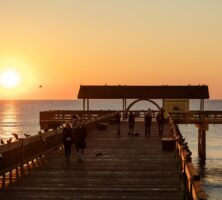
[0,122,183,200]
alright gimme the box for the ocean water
[0,99,222,199]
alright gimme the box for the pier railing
[169,111,222,124]
[0,113,115,176]
[40,110,159,130]
[39,110,115,130]
[168,115,207,200]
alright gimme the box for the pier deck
[0,122,183,199]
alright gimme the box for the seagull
[1,139,5,144]
[24,134,31,137]
[39,132,46,143]
[7,137,12,144]
[12,133,19,140]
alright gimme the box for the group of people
[62,114,87,161]
[115,108,165,136]
[63,109,165,160]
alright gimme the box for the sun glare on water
[0,69,21,89]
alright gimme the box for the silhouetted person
[63,121,73,159]
[144,110,152,136]
[156,110,164,136]
[71,114,79,143]
[71,114,79,129]
[74,121,87,160]
[128,111,135,135]
[115,112,121,136]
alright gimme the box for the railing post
[196,123,208,160]
[201,130,206,159]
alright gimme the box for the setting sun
[0,69,21,89]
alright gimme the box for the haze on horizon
[0,0,221,99]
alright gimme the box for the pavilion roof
[77,85,209,99]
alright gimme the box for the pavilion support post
[123,99,127,119]
[82,98,86,121]
[87,99,89,119]
[200,99,204,111]
[83,98,86,111]
[87,99,89,111]
[196,123,208,160]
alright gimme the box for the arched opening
[124,99,161,118]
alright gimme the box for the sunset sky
[0,0,221,99]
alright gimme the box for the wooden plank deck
[0,122,184,200]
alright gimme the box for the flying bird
[39,85,43,88]
[12,133,19,140]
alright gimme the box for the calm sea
[0,99,222,199]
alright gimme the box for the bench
[161,137,177,151]
[97,123,108,130]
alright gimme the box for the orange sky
[0,1,222,99]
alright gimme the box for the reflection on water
[197,157,206,179]
[0,101,19,142]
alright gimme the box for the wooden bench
[161,137,177,151]
[97,123,108,130]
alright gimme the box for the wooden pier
[0,121,184,199]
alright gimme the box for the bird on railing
[187,152,192,157]
[183,145,189,150]
[186,156,192,162]
[24,133,31,138]
[12,133,19,140]
[182,142,188,147]
[186,148,192,153]
[39,132,46,144]
[7,137,12,144]
[178,137,185,145]
[1,139,5,144]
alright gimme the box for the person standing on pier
[144,109,152,136]
[128,111,135,135]
[156,108,164,136]
[71,114,79,129]
[115,111,121,136]
[71,114,79,142]
[74,120,87,161]
[63,121,73,159]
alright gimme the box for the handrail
[0,113,115,176]
[169,111,222,124]
[39,110,159,130]
[168,115,207,200]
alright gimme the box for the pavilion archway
[123,98,161,118]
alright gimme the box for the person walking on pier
[115,111,121,136]
[156,108,164,136]
[74,120,87,161]
[71,114,79,142]
[63,121,73,159]
[144,109,152,136]
[128,111,135,135]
